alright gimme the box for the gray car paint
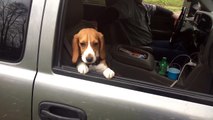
[0,0,45,119]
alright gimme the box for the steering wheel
[170,7,187,43]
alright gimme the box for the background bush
[144,0,183,12]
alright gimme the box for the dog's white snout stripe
[82,41,96,63]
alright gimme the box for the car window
[53,0,213,105]
[0,0,31,62]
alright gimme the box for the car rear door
[32,0,213,120]
[0,0,45,119]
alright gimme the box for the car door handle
[39,102,87,120]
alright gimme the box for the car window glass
[0,0,31,62]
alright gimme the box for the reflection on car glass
[0,0,29,61]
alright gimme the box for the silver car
[0,0,213,120]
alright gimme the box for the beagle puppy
[72,28,115,79]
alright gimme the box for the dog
[72,28,115,79]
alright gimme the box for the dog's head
[72,28,106,64]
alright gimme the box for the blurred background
[144,0,183,13]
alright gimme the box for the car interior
[54,0,213,95]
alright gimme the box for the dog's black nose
[86,57,93,63]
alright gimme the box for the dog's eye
[93,42,98,47]
[80,42,86,47]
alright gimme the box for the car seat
[61,0,110,68]
[60,0,84,67]
[103,0,153,52]
[98,0,176,85]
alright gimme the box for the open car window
[53,0,213,105]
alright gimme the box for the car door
[32,0,213,120]
[0,0,45,119]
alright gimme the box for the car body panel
[0,0,45,119]
[33,72,213,120]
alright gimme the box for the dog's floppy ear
[98,32,106,60]
[72,34,79,64]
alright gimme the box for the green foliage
[144,0,183,12]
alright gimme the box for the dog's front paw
[103,68,115,79]
[77,62,89,74]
